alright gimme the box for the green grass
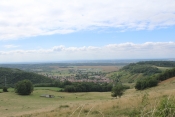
[0,87,111,117]
[34,87,62,92]
[157,67,173,71]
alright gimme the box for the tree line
[48,80,113,92]
[122,63,162,76]
[137,61,175,67]
[135,67,175,90]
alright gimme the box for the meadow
[1,77,175,117]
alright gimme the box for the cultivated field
[38,65,120,76]
[1,77,175,117]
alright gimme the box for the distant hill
[0,67,53,87]
[109,61,175,83]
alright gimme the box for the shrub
[15,80,33,95]
[135,77,158,90]
[111,84,125,98]
[3,87,8,92]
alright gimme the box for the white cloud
[3,44,19,49]
[0,42,175,62]
[0,0,175,40]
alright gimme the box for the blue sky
[0,0,175,63]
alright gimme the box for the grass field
[0,87,111,117]
[1,77,175,117]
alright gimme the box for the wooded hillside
[110,61,175,83]
[0,67,53,87]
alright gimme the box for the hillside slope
[0,67,53,87]
[109,61,175,83]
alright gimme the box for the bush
[15,80,34,95]
[135,77,158,90]
[111,84,125,98]
[3,87,8,92]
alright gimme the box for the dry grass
[159,77,175,84]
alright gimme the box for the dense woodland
[63,81,113,92]
[137,61,175,67]
[122,63,162,76]
[0,67,53,88]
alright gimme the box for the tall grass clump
[127,94,175,117]
[154,95,175,117]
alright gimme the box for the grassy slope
[108,65,173,84]
[1,77,175,117]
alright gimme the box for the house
[40,94,55,98]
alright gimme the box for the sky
[0,0,175,63]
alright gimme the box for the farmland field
[37,65,120,75]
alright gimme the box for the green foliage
[63,82,113,92]
[127,109,140,117]
[135,77,158,90]
[135,67,175,90]
[112,61,173,83]
[138,61,175,67]
[122,64,161,76]
[15,80,34,95]
[126,94,175,117]
[64,85,76,92]
[0,67,53,87]
[3,87,8,92]
[111,84,125,98]
[156,68,175,81]
[59,105,69,108]
[155,96,175,117]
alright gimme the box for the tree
[15,80,33,95]
[111,84,124,98]
[135,77,158,90]
[3,87,8,92]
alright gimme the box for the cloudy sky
[0,0,175,63]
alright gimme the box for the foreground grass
[1,77,175,117]
[0,87,111,117]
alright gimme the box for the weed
[83,109,89,113]
[154,95,175,117]
[59,105,69,108]
[91,110,100,114]
[127,108,140,117]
